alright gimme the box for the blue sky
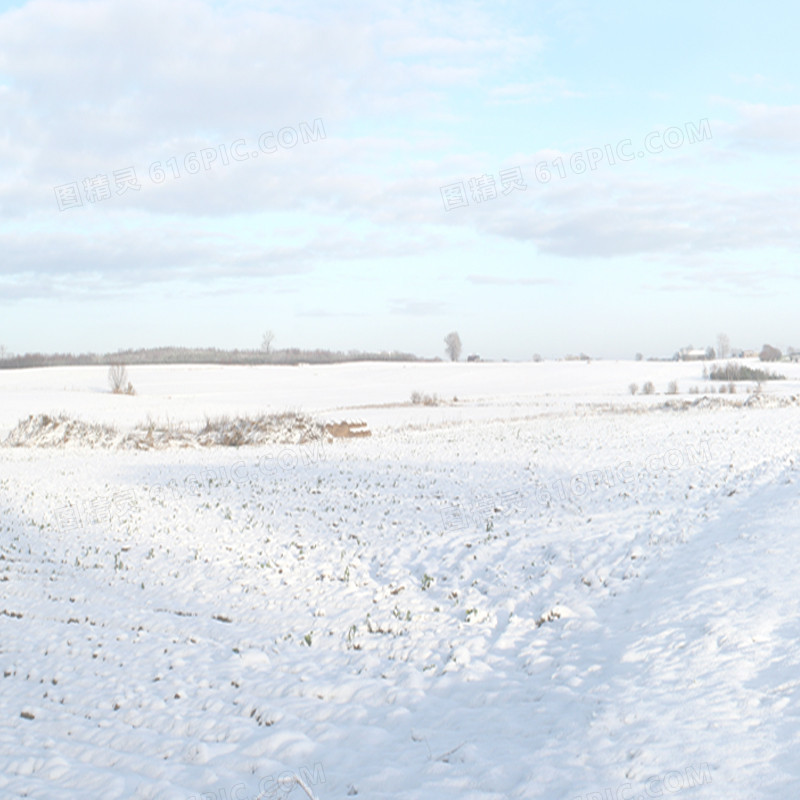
[1,0,798,360]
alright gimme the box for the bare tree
[716,332,730,359]
[261,330,275,354]
[0,344,6,361]
[444,331,462,362]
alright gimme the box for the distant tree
[532,353,542,362]
[635,352,643,361]
[629,383,638,395]
[716,332,730,359]
[444,331,462,362]
[705,346,716,360]
[642,381,656,395]
[760,344,782,362]
[0,344,6,361]
[261,330,275,354]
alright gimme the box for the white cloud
[489,77,585,105]
[467,274,559,286]
[726,102,800,152]
[389,298,448,316]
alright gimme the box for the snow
[2,359,800,798]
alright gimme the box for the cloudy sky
[1,0,798,360]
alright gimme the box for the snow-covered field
[2,360,800,799]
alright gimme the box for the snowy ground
[2,360,800,799]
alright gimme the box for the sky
[1,0,799,361]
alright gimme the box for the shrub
[642,381,655,395]
[411,391,439,406]
[108,363,135,395]
[728,382,736,394]
[629,383,638,395]
[689,386,700,394]
[666,380,678,395]
[709,363,784,381]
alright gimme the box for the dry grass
[3,412,331,449]
[197,412,326,446]
[2,414,118,448]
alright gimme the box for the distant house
[736,349,759,358]
[467,354,480,362]
[677,347,709,361]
